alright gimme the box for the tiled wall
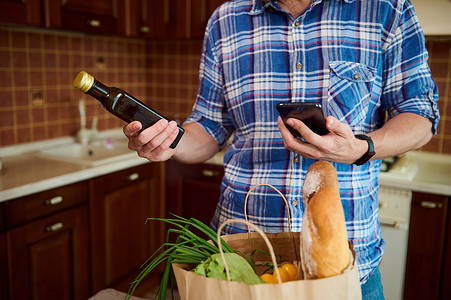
[0,27,147,145]
[0,26,450,155]
[425,38,451,154]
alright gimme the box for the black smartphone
[276,102,329,138]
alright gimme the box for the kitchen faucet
[77,99,98,145]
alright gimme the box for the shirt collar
[250,0,355,15]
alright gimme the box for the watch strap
[353,134,375,166]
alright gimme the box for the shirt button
[353,73,360,80]
[296,62,303,70]
[294,21,300,27]
[292,200,298,206]
[294,156,300,163]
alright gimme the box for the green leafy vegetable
[192,253,265,285]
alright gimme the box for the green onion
[126,215,236,300]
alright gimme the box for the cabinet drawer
[5,181,88,228]
[92,163,154,192]
[172,162,224,182]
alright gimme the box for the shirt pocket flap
[329,61,376,83]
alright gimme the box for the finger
[146,121,179,149]
[277,116,292,137]
[123,121,142,137]
[151,123,180,153]
[286,118,322,144]
[325,116,351,137]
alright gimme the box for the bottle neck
[88,80,109,99]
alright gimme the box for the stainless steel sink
[35,137,136,166]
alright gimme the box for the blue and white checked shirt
[185,0,439,283]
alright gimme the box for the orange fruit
[272,267,290,283]
[282,263,298,281]
[260,273,274,284]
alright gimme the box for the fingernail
[287,119,295,126]
[160,119,168,128]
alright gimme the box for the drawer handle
[87,19,101,27]
[420,201,443,209]
[127,172,140,181]
[380,221,401,229]
[202,170,220,177]
[45,196,63,205]
[46,222,64,232]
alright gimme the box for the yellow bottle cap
[73,71,94,93]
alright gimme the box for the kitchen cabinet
[129,0,189,39]
[89,162,164,296]
[0,232,7,300]
[0,0,41,27]
[440,197,451,300]
[404,192,449,299]
[129,0,226,39]
[0,0,127,35]
[5,182,90,300]
[0,0,226,38]
[43,0,126,35]
[0,202,7,300]
[165,160,223,227]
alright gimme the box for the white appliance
[378,186,412,300]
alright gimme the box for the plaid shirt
[185,0,439,283]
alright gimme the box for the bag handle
[217,219,284,284]
[244,183,292,232]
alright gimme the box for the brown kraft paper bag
[172,218,361,300]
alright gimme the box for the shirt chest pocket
[326,61,376,132]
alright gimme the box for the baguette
[302,161,339,206]
[301,187,350,279]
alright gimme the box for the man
[124,0,439,298]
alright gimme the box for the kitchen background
[0,26,450,154]
[1,1,451,300]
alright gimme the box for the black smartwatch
[353,134,375,166]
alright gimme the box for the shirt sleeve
[184,9,235,150]
[380,0,440,134]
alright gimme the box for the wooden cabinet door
[440,196,451,300]
[89,163,164,296]
[165,160,223,227]
[134,0,188,38]
[0,0,41,26]
[127,0,154,38]
[0,231,7,300]
[43,0,125,35]
[7,205,90,300]
[190,0,225,39]
[404,192,448,300]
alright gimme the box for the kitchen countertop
[1,129,450,203]
[0,129,149,203]
[378,151,451,195]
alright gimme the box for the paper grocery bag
[172,219,361,300]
